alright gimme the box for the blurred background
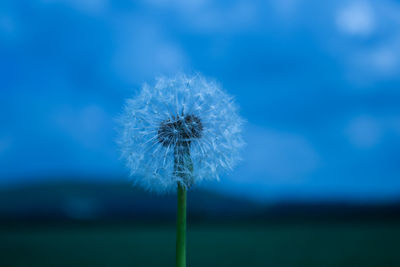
[1,0,400,266]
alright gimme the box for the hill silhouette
[1,180,399,223]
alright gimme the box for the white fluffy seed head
[117,74,245,193]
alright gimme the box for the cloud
[345,114,400,149]
[391,116,400,135]
[330,1,400,83]
[0,136,12,156]
[336,1,375,36]
[145,0,208,10]
[40,0,108,15]
[143,0,258,33]
[112,21,188,84]
[0,11,20,44]
[271,0,300,20]
[348,37,400,82]
[346,115,382,149]
[368,47,398,76]
[234,125,319,183]
[0,14,16,35]
[53,104,108,149]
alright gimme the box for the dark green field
[1,222,399,267]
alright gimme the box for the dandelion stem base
[176,183,187,267]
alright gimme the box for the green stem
[176,183,187,267]
[174,143,192,267]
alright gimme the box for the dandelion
[118,74,244,267]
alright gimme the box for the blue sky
[1,0,400,202]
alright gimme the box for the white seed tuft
[117,74,244,193]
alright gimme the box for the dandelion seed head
[157,114,203,147]
[118,74,244,193]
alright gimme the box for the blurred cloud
[271,0,300,20]
[40,0,109,15]
[53,104,109,149]
[331,0,400,84]
[112,21,188,84]
[346,115,382,149]
[145,0,207,9]
[144,0,258,33]
[0,136,12,156]
[392,117,400,135]
[366,42,400,78]
[336,1,375,36]
[346,114,400,149]
[376,50,397,73]
[237,125,319,182]
[0,14,16,35]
